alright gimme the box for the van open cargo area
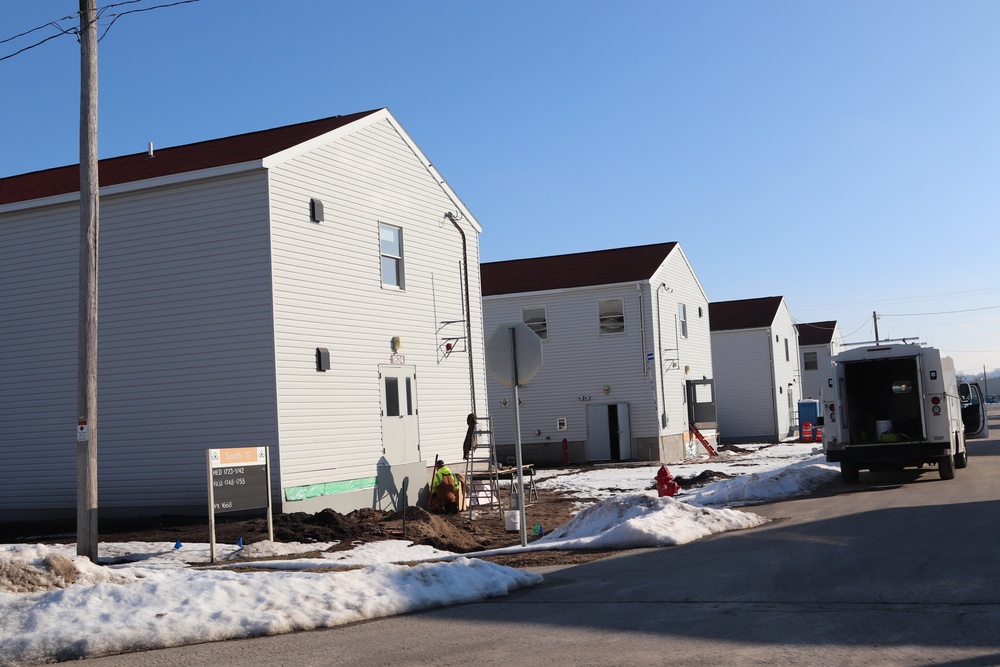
[842,357,924,444]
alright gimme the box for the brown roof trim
[0,109,383,206]
[709,296,785,331]
[796,321,838,346]
[481,242,678,296]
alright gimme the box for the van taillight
[931,396,940,405]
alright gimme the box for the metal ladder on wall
[464,415,502,517]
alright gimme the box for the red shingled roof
[0,109,383,206]
[709,296,784,331]
[481,242,678,296]
[796,321,837,346]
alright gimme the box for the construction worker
[429,459,461,514]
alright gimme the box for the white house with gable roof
[796,321,844,403]
[481,242,717,465]
[710,296,800,444]
[0,109,487,520]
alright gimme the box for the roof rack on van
[839,337,923,349]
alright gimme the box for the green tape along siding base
[284,477,377,502]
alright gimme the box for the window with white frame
[598,298,625,335]
[784,338,790,362]
[803,351,818,370]
[522,306,548,340]
[679,303,688,338]
[379,223,404,288]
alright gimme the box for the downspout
[768,331,778,439]
[656,284,673,429]
[637,283,646,372]
[675,312,685,432]
[444,211,476,416]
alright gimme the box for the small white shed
[0,109,487,520]
[710,296,800,443]
[481,242,716,465]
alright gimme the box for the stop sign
[486,322,543,387]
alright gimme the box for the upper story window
[522,306,547,340]
[784,337,790,362]
[379,223,404,289]
[598,298,625,335]
[679,303,688,338]
[803,351,818,371]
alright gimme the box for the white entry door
[380,365,420,464]
[586,403,632,461]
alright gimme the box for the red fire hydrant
[561,438,569,466]
[655,465,679,497]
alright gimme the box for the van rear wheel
[939,454,956,480]
[841,462,860,484]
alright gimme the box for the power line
[880,304,1000,317]
[97,1,201,42]
[0,16,75,46]
[0,1,200,62]
[842,316,874,339]
[0,21,77,63]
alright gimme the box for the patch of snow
[0,440,835,665]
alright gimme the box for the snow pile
[0,441,836,665]
[537,494,768,549]
[0,557,539,666]
[223,539,337,560]
[685,456,839,506]
[0,544,133,594]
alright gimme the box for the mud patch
[676,470,736,489]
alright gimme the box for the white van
[822,342,988,483]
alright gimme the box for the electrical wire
[880,304,1000,317]
[0,16,75,46]
[97,0,201,42]
[794,315,873,340]
[0,0,200,61]
[841,316,874,339]
[0,29,74,63]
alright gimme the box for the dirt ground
[0,465,737,570]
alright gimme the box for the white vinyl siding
[799,324,843,402]
[711,330,777,441]
[0,205,80,508]
[268,117,488,490]
[711,298,800,442]
[0,111,489,516]
[484,244,714,451]
[0,171,278,511]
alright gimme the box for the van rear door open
[959,382,989,439]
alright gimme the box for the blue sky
[2,1,999,375]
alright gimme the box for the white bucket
[876,420,893,439]
[510,491,522,510]
[504,510,520,532]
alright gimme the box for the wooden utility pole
[77,0,99,561]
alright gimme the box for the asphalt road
[83,409,1000,667]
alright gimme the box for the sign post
[486,322,543,547]
[207,446,273,562]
